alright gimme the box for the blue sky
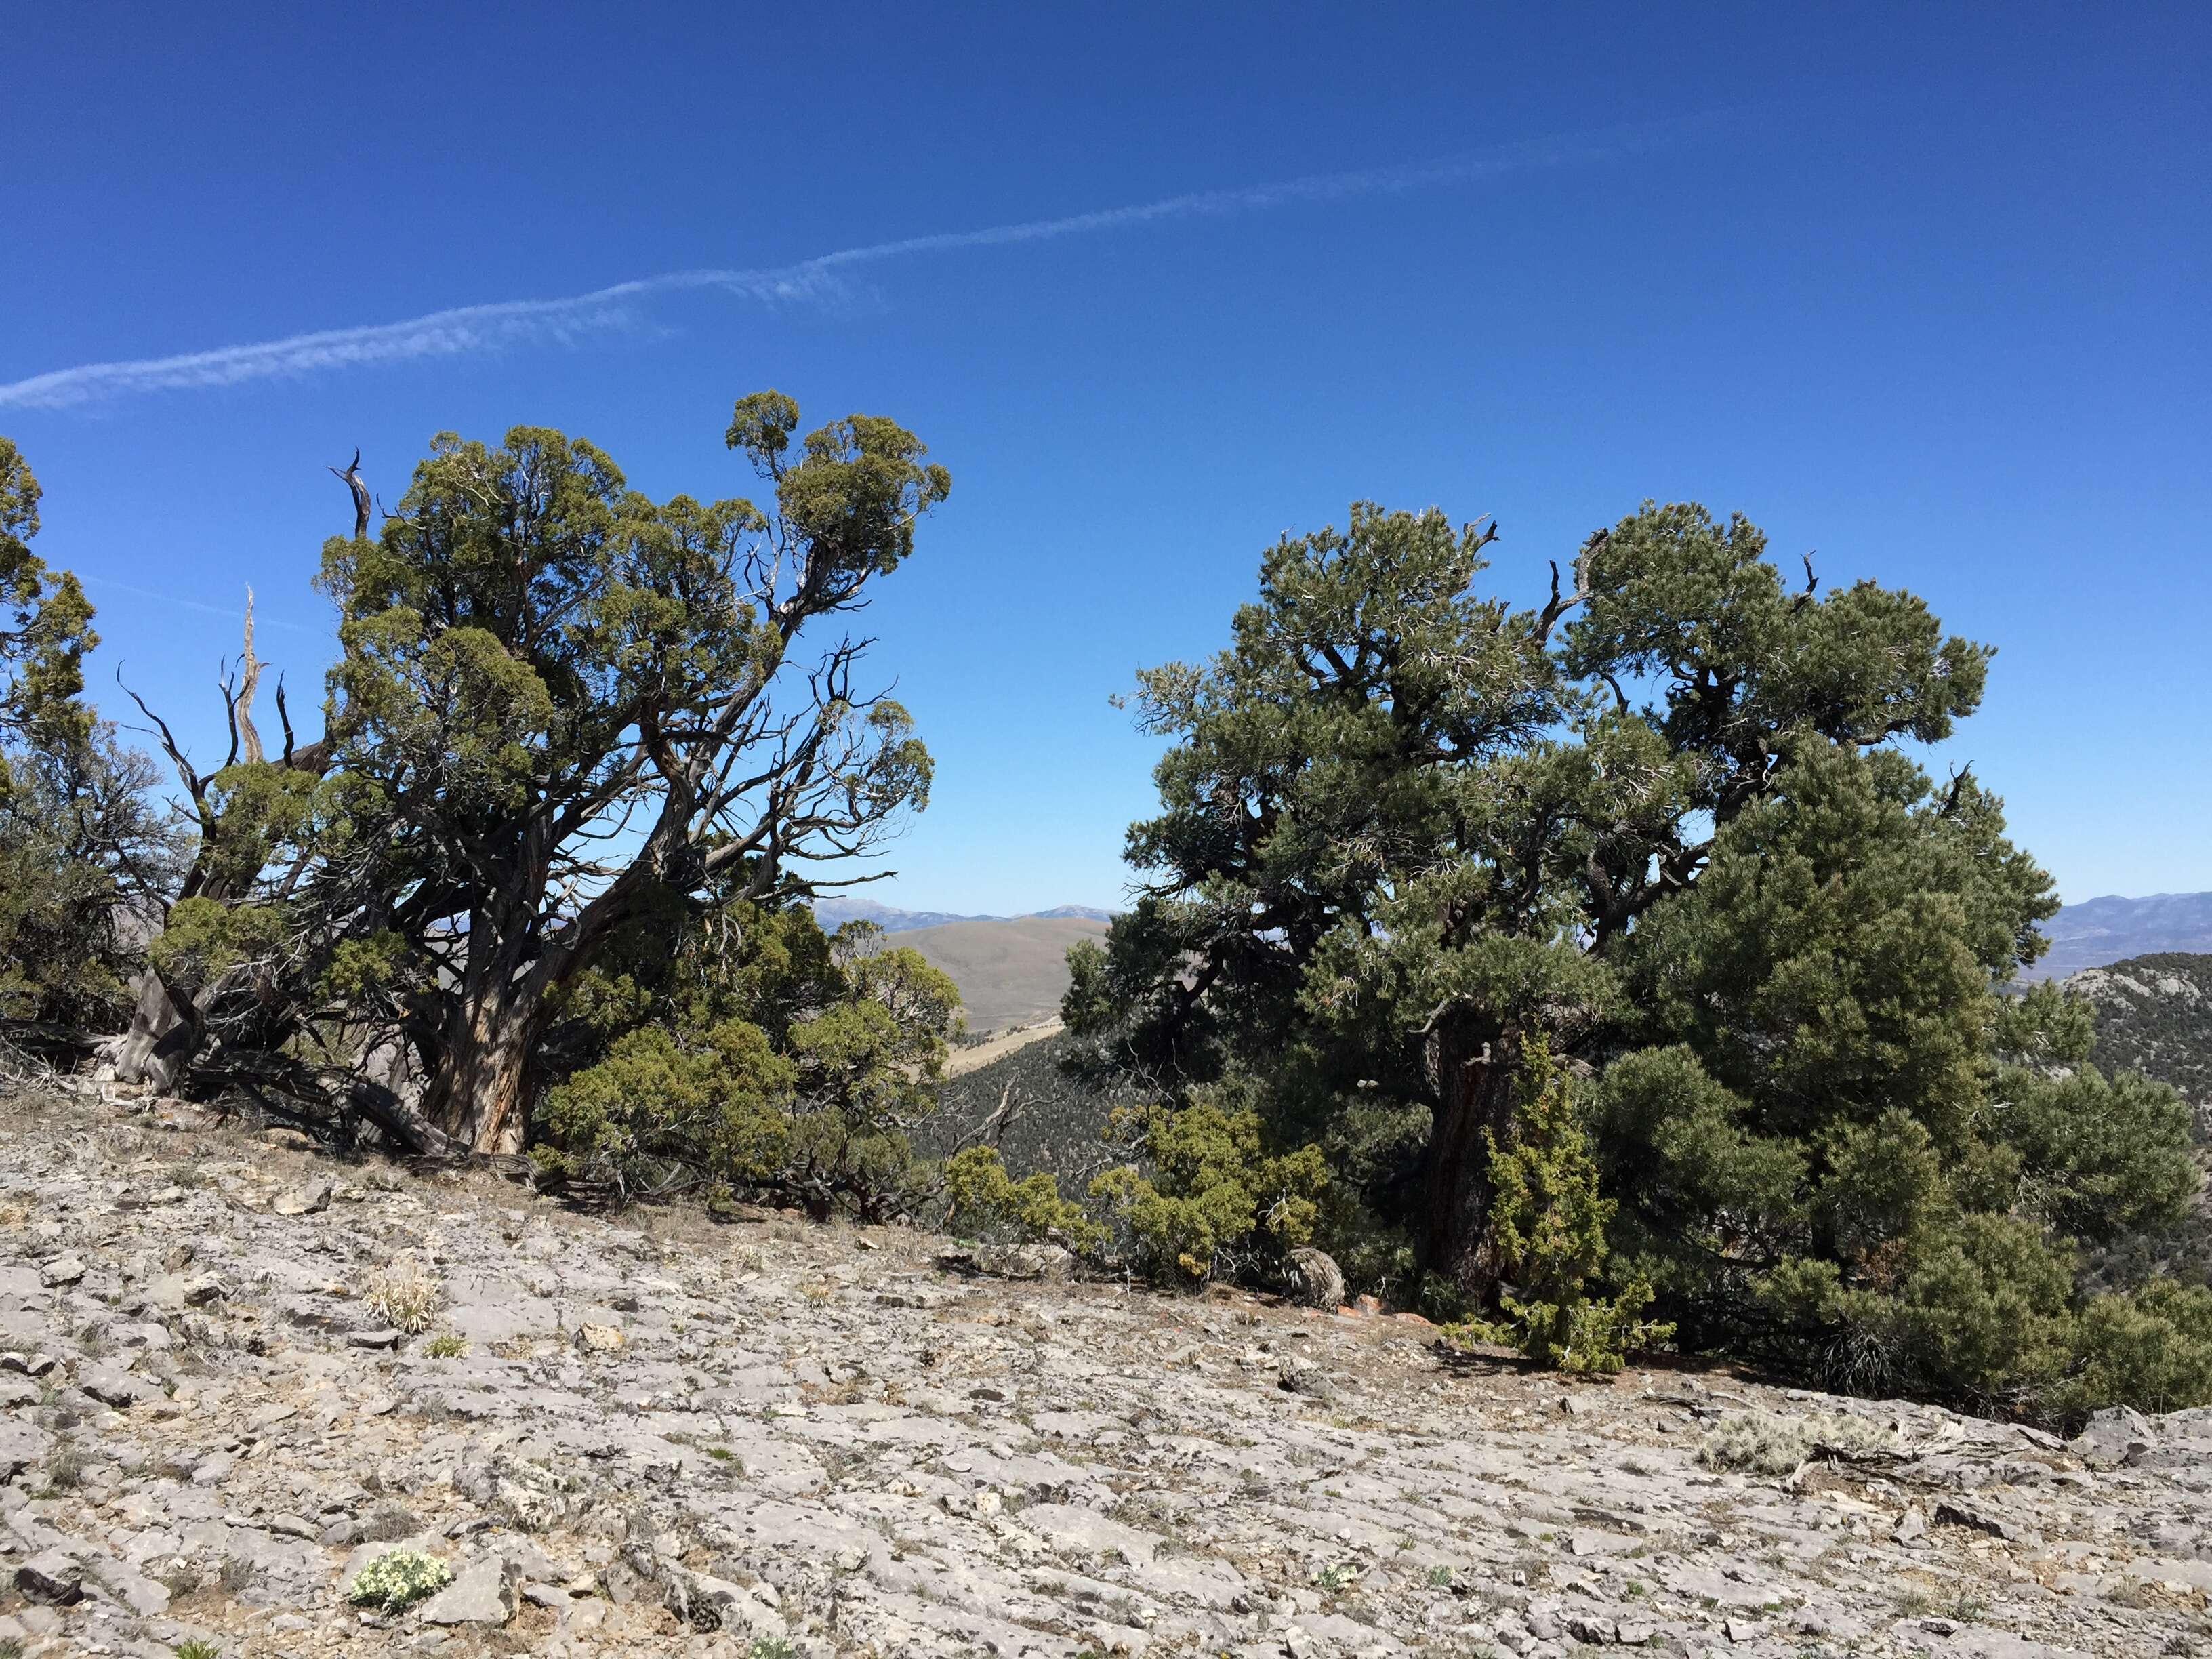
[5,4,2206,913]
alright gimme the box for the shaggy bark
[1419,1023,1520,1303]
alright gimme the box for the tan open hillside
[896,914,1109,1033]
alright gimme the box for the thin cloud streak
[1,115,1725,411]
[77,575,322,634]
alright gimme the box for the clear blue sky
[5,4,2206,914]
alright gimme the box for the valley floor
[1,1084,2208,1659]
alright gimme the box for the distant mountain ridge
[2030,892,2212,979]
[811,897,1114,933]
[803,897,1115,1031]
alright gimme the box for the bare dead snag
[115,472,350,1092]
[234,587,264,765]
[329,449,369,540]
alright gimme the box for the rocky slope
[2069,954,2212,1126]
[3,1084,2211,1659]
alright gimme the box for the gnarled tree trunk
[1418,1021,1523,1306]
[114,969,201,1092]
[115,863,247,1091]
[117,574,331,1092]
[428,990,537,1155]
[422,879,560,1155]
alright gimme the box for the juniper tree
[0,439,183,1034]
[0,438,96,790]
[1073,501,1988,1305]
[1072,497,2202,1412]
[112,394,947,1152]
[1464,1033,1668,1373]
[1600,737,2203,1403]
[537,894,964,1218]
[309,392,947,1151]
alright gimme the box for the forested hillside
[2070,954,2212,1121]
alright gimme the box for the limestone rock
[935,1242,1074,1281]
[272,1180,333,1216]
[1286,1246,1345,1310]
[0,1420,50,1479]
[75,1361,162,1409]
[417,1555,521,1626]
[663,1563,787,1637]
[1278,1355,1334,1399]
[0,1082,2204,1659]
[2070,1404,2156,1467]
[14,1551,83,1605]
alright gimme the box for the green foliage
[0,729,178,1027]
[146,895,288,1000]
[1076,497,2003,1308]
[1088,1097,1330,1283]
[1603,738,2203,1409]
[298,393,947,1149]
[541,1017,796,1181]
[187,761,323,895]
[0,437,96,777]
[538,901,963,1218]
[0,446,178,1029]
[1073,490,2207,1418]
[2051,956,2212,1291]
[940,1089,1329,1282]
[1447,1038,1669,1372]
[345,1548,452,1612]
[943,1145,1104,1250]
[173,1642,222,1659]
[2062,1278,2212,1416]
[1757,1213,2081,1407]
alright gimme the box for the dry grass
[365,1253,444,1334]
[1698,1410,1900,1475]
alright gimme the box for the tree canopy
[1067,498,2207,1408]
[93,392,949,1160]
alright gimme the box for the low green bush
[1445,1038,1670,1374]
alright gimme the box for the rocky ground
[2,1082,2209,1659]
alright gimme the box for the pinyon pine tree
[1071,496,2207,1412]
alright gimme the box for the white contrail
[1,117,1719,411]
[76,575,321,634]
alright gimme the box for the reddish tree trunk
[430,989,537,1155]
[424,893,553,1155]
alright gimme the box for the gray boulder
[2071,1405,2156,1467]
[14,1549,83,1605]
[417,1554,522,1627]
[1286,1246,1346,1309]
